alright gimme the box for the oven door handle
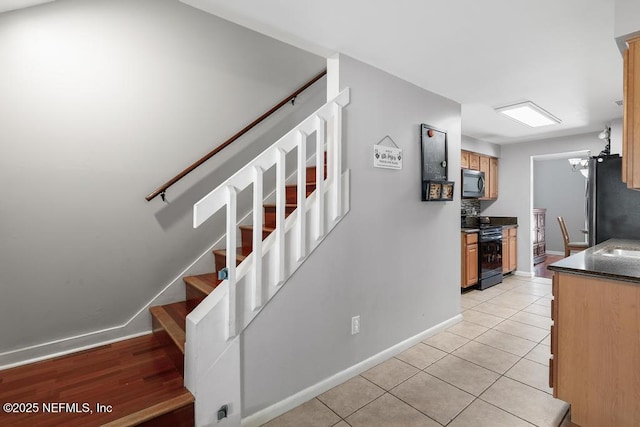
[481,236,502,242]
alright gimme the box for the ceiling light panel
[495,101,561,127]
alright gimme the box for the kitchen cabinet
[480,156,499,200]
[479,156,490,197]
[508,228,517,272]
[532,208,547,264]
[502,226,517,274]
[468,153,480,170]
[461,150,498,199]
[622,36,640,188]
[461,151,469,169]
[550,271,640,426]
[461,232,478,288]
[488,157,499,199]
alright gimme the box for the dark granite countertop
[548,239,640,284]
[487,216,518,226]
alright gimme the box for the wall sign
[373,135,402,170]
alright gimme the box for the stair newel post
[225,185,238,339]
[251,166,264,311]
[296,130,307,262]
[331,101,343,220]
[275,148,286,286]
[315,116,326,240]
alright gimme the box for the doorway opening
[531,150,589,278]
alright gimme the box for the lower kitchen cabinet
[461,232,478,288]
[502,226,517,274]
[551,272,640,426]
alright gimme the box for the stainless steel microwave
[462,169,485,198]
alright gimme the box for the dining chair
[557,216,589,257]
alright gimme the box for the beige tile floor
[263,275,571,427]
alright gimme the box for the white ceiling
[180,0,624,145]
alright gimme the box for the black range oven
[478,225,503,289]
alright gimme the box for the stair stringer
[185,170,350,426]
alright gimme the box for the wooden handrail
[145,69,327,201]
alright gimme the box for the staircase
[148,160,328,385]
[0,88,349,427]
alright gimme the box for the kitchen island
[548,239,640,427]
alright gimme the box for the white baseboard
[545,251,564,256]
[514,270,534,278]
[241,313,463,427]
[0,330,152,371]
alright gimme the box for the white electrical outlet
[351,315,360,335]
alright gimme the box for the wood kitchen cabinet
[502,226,517,274]
[479,156,499,200]
[479,155,490,194]
[461,232,478,288]
[488,157,499,199]
[461,150,499,200]
[461,151,469,169]
[468,153,480,170]
[550,272,640,426]
[622,36,640,188]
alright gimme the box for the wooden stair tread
[0,334,192,426]
[183,273,221,295]
[150,302,187,354]
[286,182,316,188]
[101,391,194,427]
[263,203,298,208]
[238,225,276,232]
[212,248,247,261]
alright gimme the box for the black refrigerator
[587,155,640,246]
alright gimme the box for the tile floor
[263,275,572,427]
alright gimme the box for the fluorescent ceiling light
[0,0,54,14]
[495,101,561,127]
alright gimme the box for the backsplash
[461,199,481,216]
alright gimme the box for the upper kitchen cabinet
[622,36,640,188]
[461,151,469,169]
[462,150,498,200]
[468,152,480,170]
[488,157,499,199]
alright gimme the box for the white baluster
[332,102,343,220]
[225,185,238,339]
[316,116,326,240]
[251,166,264,310]
[275,148,286,285]
[297,130,307,261]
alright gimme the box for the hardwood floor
[534,253,563,279]
[0,335,193,426]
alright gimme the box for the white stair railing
[185,88,350,426]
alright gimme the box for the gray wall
[533,159,588,253]
[241,55,462,416]
[482,133,605,273]
[0,0,325,357]
[462,135,501,158]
